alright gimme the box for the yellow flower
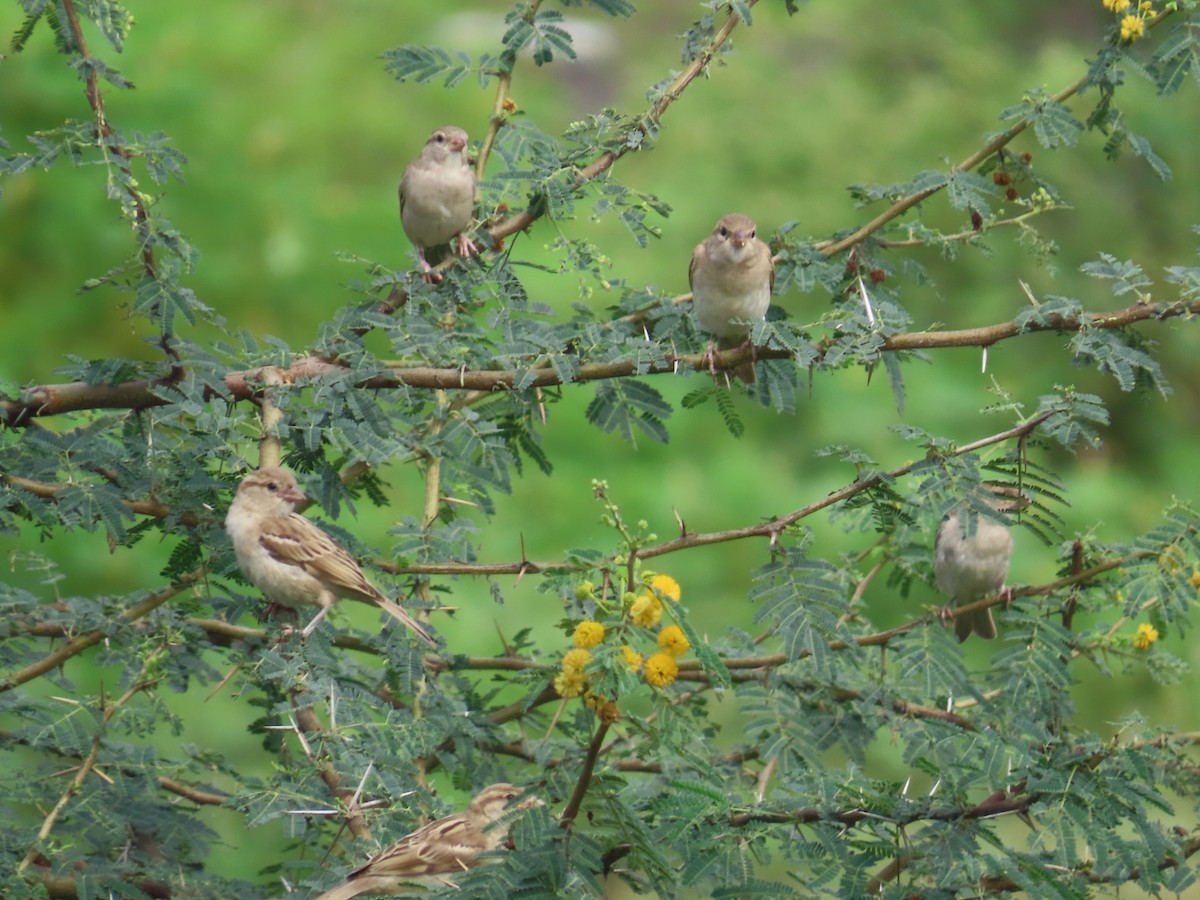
[657,624,690,658]
[1190,570,1200,591]
[573,620,605,648]
[1138,0,1154,9]
[644,652,679,687]
[562,647,592,674]
[648,574,681,602]
[1120,14,1145,40]
[1103,0,1131,10]
[620,645,643,673]
[554,670,587,698]
[584,691,621,724]
[1133,622,1159,650]
[630,593,663,628]
[1158,544,1185,575]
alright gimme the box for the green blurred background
[3,0,1199,888]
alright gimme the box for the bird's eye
[718,226,728,237]
[749,229,756,239]
[266,481,279,493]
[434,132,445,143]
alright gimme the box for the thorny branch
[487,0,757,244]
[4,297,1196,426]
[59,0,181,369]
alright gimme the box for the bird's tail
[374,596,437,647]
[313,880,372,900]
[955,607,997,641]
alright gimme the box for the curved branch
[814,9,1176,260]
[60,0,185,370]
[474,0,542,182]
[488,0,756,243]
[0,572,205,693]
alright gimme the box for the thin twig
[487,0,756,243]
[17,670,161,874]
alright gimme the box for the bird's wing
[349,813,488,881]
[259,514,437,646]
[398,163,418,217]
[257,515,382,602]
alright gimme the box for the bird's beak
[448,136,466,152]
[730,233,747,249]
[281,485,307,505]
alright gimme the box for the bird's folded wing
[258,515,436,646]
[258,515,380,599]
[349,814,486,881]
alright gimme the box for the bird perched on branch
[689,212,774,384]
[399,125,476,277]
[934,509,1014,641]
[224,466,436,646]
[314,783,543,899]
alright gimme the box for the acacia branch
[5,296,1196,427]
[291,701,374,841]
[488,0,754,242]
[816,12,1175,260]
[473,0,542,182]
[6,410,1051,588]
[560,721,609,828]
[0,571,205,693]
[61,0,154,279]
[0,726,229,805]
[59,0,186,371]
[17,670,161,875]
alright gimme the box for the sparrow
[314,783,543,899]
[224,467,436,646]
[688,213,774,384]
[934,510,1014,641]
[399,125,477,277]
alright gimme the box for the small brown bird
[314,783,542,899]
[934,510,1014,641]
[224,467,435,646]
[399,125,476,276]
[689,213,774,384]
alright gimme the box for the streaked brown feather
[257,513,385,603]
[315,784,538,899]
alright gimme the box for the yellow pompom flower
[657,624,690,658]
[1120,14,1145,40]
[648,574,681,602]
[621,645,643,673]
[1190,570,1200,591]
[1132,623,1159,650]
[562,647,593,674]
[573,620,606,648]
[644,652,680,687]
[630,593,663,628]
[1103,0,1131,10]
[554,670,587,698]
